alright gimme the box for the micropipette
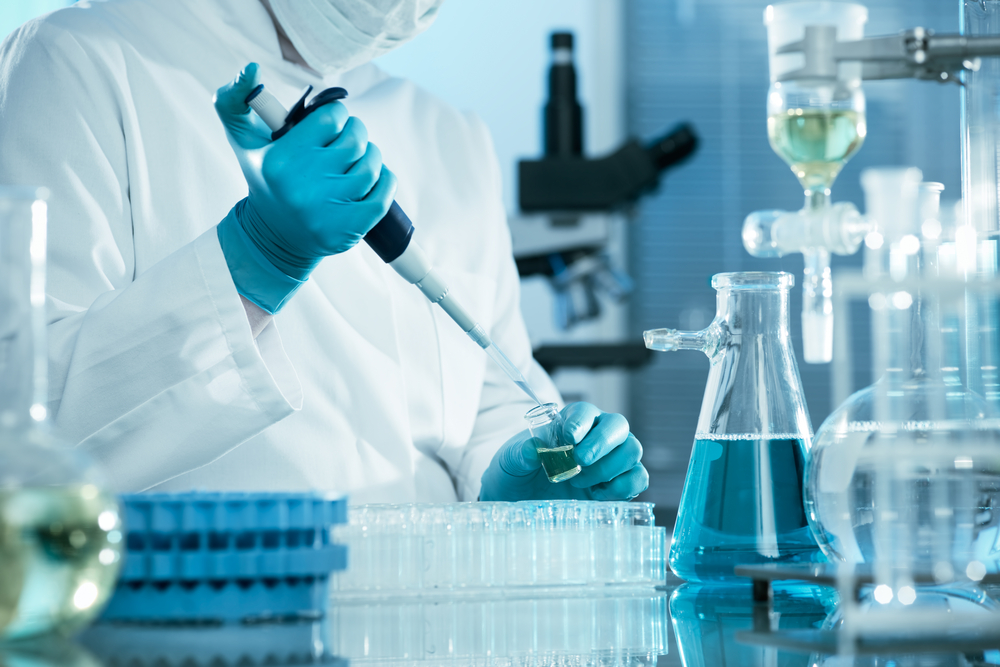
[244,83,542,406]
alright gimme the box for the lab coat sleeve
[446,116,562,502]
[0,21,302,490]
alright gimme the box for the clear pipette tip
[483,342,543,407]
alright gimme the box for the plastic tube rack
[101,492,348,623]
[330,589,670,665]
[329,501,667,597]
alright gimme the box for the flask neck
[0,193,48,430]
[715,286,791,339]
[876,290,962,392]
[644,277,795,357]
[698,285,811,439]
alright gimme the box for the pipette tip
[484,342,542,406]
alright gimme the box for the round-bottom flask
[0,427,123,639]
[0,187,123,639]
[806,169,1000,583]
[806,373,1000,574]
[645,272,823,581]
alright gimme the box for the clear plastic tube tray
[331,589,669,665]
[102,492,348,622]
[330,501,666,596]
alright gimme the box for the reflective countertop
[5,574,1000,666]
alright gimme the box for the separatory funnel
[743,2,869,364]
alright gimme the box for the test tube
[524,404,582,483]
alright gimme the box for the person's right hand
[479,402,648,502]
[214,63,397,313]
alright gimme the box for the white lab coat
[0,0,558,502]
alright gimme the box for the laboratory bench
[4,573,1000,666]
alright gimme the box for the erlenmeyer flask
[645,272,823,582]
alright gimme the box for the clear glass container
[963,0,1000,240]
[331,590,669,664]
[525,403,581,483]
[764,1,869,363]
[805,167,1000,589]
[961,0,1000,418]
[330,501,665,594]
[0,187,123,639]
[644,272,823,582]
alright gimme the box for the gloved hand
[214,63,397,313]
[479,402,649,502]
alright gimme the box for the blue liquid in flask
[669,436,823,582]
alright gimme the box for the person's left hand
[479,402,648,502]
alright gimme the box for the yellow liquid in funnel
[768,108,865,191]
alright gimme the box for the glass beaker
[645,272,823,582]
[765,1,868,363]
[525,403,582,483]
[0,187,123,639]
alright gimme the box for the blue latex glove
[214,63,397,313]
[479,402,649,502]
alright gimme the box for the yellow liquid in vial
[767,108,866,191]
[537,444,581,483]
[0,485,123,638]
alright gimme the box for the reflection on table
[1,577,998,666]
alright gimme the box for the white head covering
[268,0,445,76]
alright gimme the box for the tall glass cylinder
[0,187,123,639]
[963,0,1000,238]
[962,0,1000,415]
[0,189,48,426]
[645,272,822,582]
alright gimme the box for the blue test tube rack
[101,492,348,623]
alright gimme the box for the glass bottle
[525,403,581,483]
[0,187,123,639]
[764,2,868,363]
[805,168,1000,587]
[645,272,823,582]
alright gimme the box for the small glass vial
[524,403,581,483]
